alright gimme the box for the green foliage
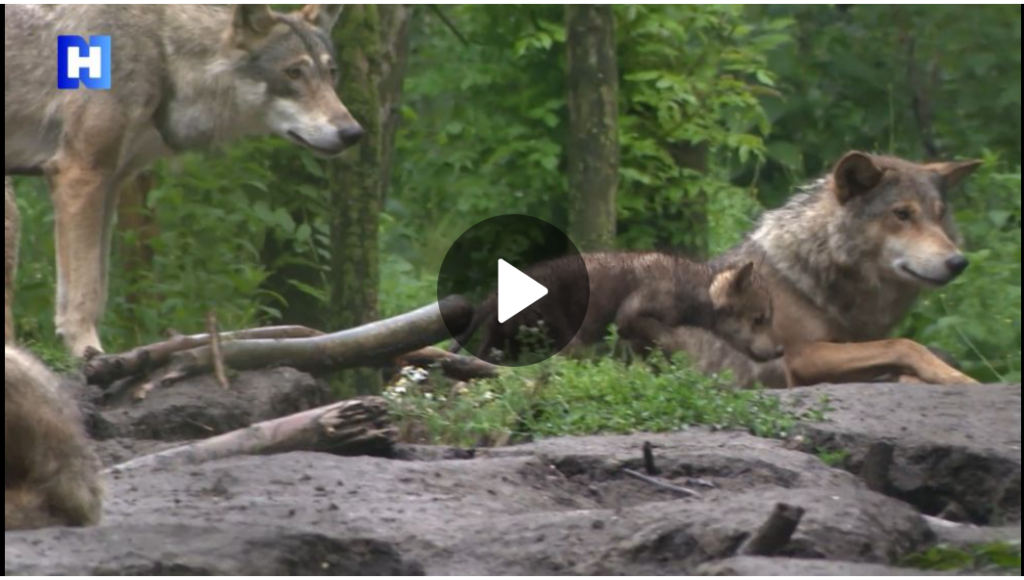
[387,352,819,448]
[815,448,851,469]
[10,5,1020,388]
[904,542,1021,574]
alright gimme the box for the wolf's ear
[302,5,345,32]
[233,5,276,40]
[710,263,756,309]
[833,152,884,204]
[929,160,983,193]
[732,263,756,293]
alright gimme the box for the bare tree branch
[105,397,395,476]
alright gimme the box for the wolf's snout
[338,125,365,149]
[945,255,970,278]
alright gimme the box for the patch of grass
[388,352,826,448]
[904,542,1021,574]
[18,340,80,375]
[815,448,851,468]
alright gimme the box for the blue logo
[58,36,112,90]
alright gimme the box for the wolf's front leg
[786,339,979,387]
[47,162,118,357]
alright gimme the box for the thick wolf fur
[705,152,983,386]
[455,253,783,367]
[5,4,362,357]
[5,179,17,344]
[5,346,104,531]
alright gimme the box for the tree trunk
[667,142,710,258]
[331,5,385,395]
[115,172,159,308]
[566,5,620,252]
[377,5,413,206]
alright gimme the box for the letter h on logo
[58,36,112,90]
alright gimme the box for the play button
[497,259,549,323]
[438,215,589,367]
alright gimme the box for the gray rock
[697,556,945,576]
[4,525,424,576]
[787,383,1021,525]
[6,430,934,576]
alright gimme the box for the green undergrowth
[387,350,826,449]
[904,541,1022,575]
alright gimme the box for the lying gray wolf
[454,152,980,388]
[706,151,981,386]
[5,4,362,357]
[453,254,784,369]
[5,345,104,531]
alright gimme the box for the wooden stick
[395,346,501,381]
[104,397,395,476]
[643,442,659,476]
[206,312,230,390]
[84,326,325,386]
[623,469,701,499]
[739,503,806,557]
[155,297,473,384]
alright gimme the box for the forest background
[12,4,1021,393]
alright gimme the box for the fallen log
[84,326,325,386]
[151,296,472,384]
[105,397,395,476]
[395,346,501,381]
[90,297,474,391]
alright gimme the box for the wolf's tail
[4,346,104,531]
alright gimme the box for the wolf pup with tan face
[711,151,983,387]
[4,4,362,357]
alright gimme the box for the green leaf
[300,154,325,179]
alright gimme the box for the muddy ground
[5,370,1021,576]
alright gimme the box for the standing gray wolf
[5,179,17,344]
[5,346,104,531]
[453,253,784,367]
[704,151,982,386]
[5,4,363,357]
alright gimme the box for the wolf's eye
[893,208,913,222]
[286,67,304,81]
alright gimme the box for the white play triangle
[497,259,549,324]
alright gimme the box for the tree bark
[377,5,413,206]
[667,142,710,258]
[115,172,159,308]
[566,4,620,252]
[332,5,385,395]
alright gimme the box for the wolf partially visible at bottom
[5,346,104,532]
